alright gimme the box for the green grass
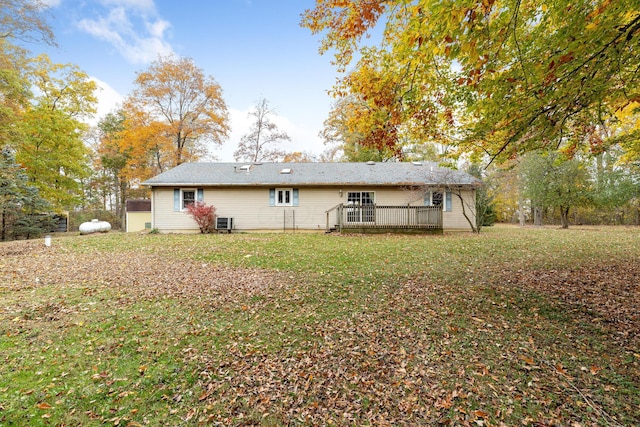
[1,225,638,425]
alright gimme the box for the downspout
[150,187,155,230]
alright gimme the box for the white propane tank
[79,219,112,234]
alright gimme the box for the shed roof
[126,199,151,212]
[142,162,481,187]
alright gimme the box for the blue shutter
[424,191,431,206]
[445,191,452,212]
[174,189,180,211]
[293,189,299,206]
[269,189,275,206]
[197,188,204,202]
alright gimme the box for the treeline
[2,1,639,240]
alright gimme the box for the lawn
[0,226,638,426]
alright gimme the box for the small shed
[126,199,152,232]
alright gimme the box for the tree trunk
[533,206,543,226]
[560,206,570,229]
[518,194,526,226]
[1,208,5,241]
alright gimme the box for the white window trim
[275,188,293,207]
[181,188,196,211]
[345,191,376,223]
[425,190,452,212]
[346,191,375,205]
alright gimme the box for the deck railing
[326,204,442,232]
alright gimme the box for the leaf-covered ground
[0,227,638,426]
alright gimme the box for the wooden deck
[326,204,443,234]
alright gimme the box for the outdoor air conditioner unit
[215,217,233,232]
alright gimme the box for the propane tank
[79,219,112,234]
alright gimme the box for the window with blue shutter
[272,188,294,206]
[445,191,452,212]
[176,189,199,211]
[181,190,196,209]
[174,189,180,211]
[424,190,451,211]
[424,191,432,206]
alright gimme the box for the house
[141,162,481,233]
[125,199,152,232]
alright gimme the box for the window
[276,188,292,206]
[182,190,196,209]
[173,188,203,211]
[346,191,375,223]
[424,190,452,212]
[269,188,299,207]
[432,191,443,207]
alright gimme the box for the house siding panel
[153,188,200,233]
[151,186,476,233]
[443,190,476,230]
[207,187,343,231]
[126,212,152,232]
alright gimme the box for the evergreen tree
[0,148,53,240]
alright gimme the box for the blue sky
[39,0,338,161]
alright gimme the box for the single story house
[141,162,481,233]
[125,199,152,232]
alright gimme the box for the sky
[38,0,339,161]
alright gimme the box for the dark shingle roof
[141,162,481,187]
[125,199,151,212]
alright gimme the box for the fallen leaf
[474,409,489,418]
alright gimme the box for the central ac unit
[216,217,233,232]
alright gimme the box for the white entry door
[346,191,375,223]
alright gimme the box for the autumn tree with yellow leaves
[125,55,229,168]
[302,0,640,164]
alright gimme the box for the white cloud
[86,77,124,125]
[100,0,156,13]
[76,1,173,64]
[41,0,62,7]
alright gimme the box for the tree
[91,110,130,226]
[0,0,55,46]
[0,147,52,241]
[590,145,640,224]
[234,98,291,162]
[320,95,401,162]
[467,163,497,229]
[185,201,216,234]
[302,1,640,164]
[126,55,229,166]
[519,152,591,228]
[15,55,97,211]
[119,102,175,177]
[0,0,54,148]
[282,151,317,162]
[436,168,484,233]
[0,40,31,149]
